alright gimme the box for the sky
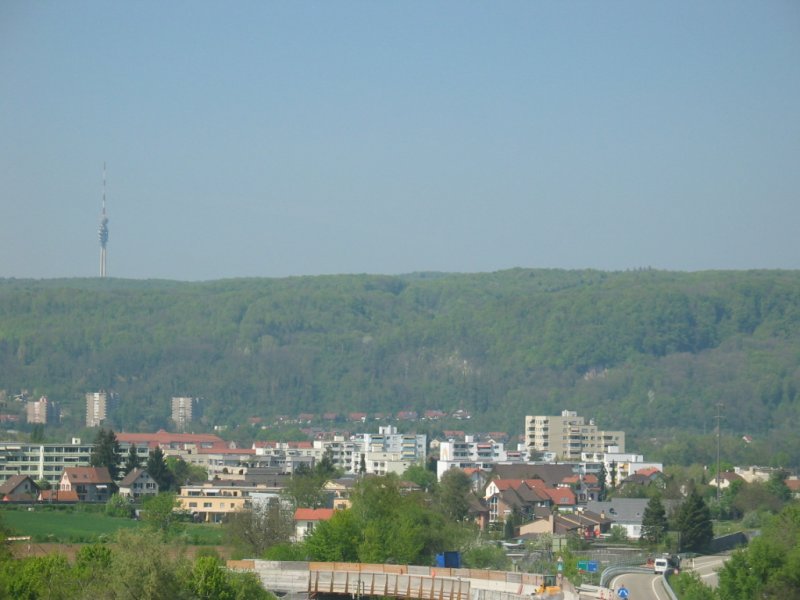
[1,2,798,281]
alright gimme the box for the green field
[0,507,224,544]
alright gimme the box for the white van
[654,557,669,574]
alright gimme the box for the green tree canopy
[305,473,461,566]
[142,492,183,539]
[640,495,669,547]
[225,498,295,557]
[283,463,329,509]
[123,443,142,476]
[435,468,473,522]
[146,445,175,491]
[89,428,122,480]
[718,502,800,599]
[675,489,713,553]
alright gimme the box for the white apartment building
[436,435,516,480]
[525,410,625,461]
[0,439,93,485]
[253,425,427,476]
[581,451,662,487]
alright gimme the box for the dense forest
[0,269,798,449]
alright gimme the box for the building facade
[253,425,427,477]
[171,397,200,431]
[86,391,115,428]
[0,439,93,485]
[525,410,625,461]
[26,396,59,425]
[436,435,519,480]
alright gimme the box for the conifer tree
[641,495,668,546]
[675,489,713,552]
[146,445,174,491]
[90,428,122,480]
[123,443,141,476]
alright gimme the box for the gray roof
[119,468,152,487]
[585,499,649,524]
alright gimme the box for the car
[654,557,669,574]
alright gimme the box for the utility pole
[715,402,724,503]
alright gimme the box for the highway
[578,554,731,600]
[608,573,672,600]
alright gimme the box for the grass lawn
[1,507,225,545]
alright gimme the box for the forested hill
[1,269,798,439]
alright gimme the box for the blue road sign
[617,586,629,599]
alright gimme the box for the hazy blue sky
[1,2,798,281]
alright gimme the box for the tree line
[1,270,798,451]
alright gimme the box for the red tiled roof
[117,429,226,448]
[463,468,485,476]
[542,487,576,506]
[294,508,335,521]
[443,430,466,438]
[635,467,661,477]
[62,467,113,484]
[39,489,79,503]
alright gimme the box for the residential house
[59,467,115,503]
[585,498,651,540]
[490,464,579,489]
[324,476,359,510]
[520,508,613,538]
[463,467,491,494]
[734,466,780,484]
[177,481,255,523]
[0,475,39,502]
[176,479,287,523]
[294,507,335,540]
[710,471,745,491]
[118,468,159,500]
[484,479,552,524]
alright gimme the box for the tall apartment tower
[524,409,625,461]
[171,397,200,431]
[86,391,113,427]
[26,396,58,425]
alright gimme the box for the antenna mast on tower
[98,163,109,277]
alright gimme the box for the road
[684,554,728,588]
[608,573,673,600]
[579,555,731,599]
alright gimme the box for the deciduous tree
[225,498,294,557]
[436,468,472,522]
[142,492,183,539]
